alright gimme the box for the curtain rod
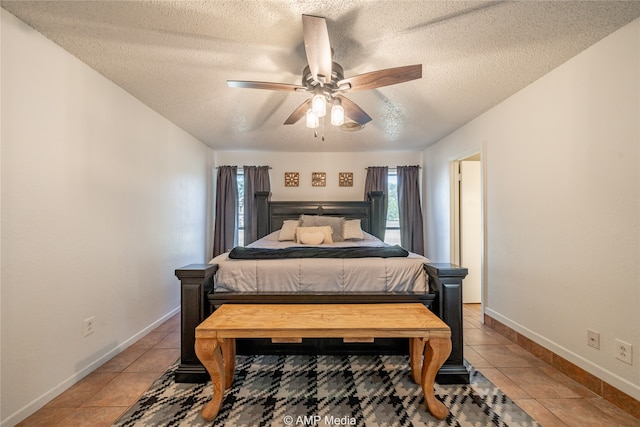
[215,166,272,169]
[365,166,421,169]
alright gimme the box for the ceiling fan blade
[336,95,372,125]
[338,64,422,91]
[284,99,312,125]
[302,15,333,84]
[227,80,306,92]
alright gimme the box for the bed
[175,191,469,384]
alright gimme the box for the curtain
[397,165,424,255]
[364,166,388,238]
[212,166,238,257]
[243,165,271,245]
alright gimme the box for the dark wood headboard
[255,191,385,241]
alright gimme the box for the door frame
[450,149,487,321]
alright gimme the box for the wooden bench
[194,303,452,421]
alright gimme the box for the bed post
[256,191,271,240]
[175,264,218,383]
[425,263,470,384]
[368,191,385,240]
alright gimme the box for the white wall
[424,18,640,399]
[215,151,422,201]
[1,10,213,425]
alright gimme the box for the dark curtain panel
[213,166,238,257]
[397,165,424,255]
[244,165,271,245]
[364,166,388,239]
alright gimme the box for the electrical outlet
[83,317,95,337]
[615,339,633,365]
[587,329,600,349]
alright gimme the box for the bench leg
[410,337,425,384]
[222,338,236,389]
[195,338,226,421]
[421,336,452,420]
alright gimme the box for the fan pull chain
[314,117,326,141]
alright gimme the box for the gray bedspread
[209,231,429,293]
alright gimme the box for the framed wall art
[339,172,353,187]
[284,172,299,187]
[311,172,326,187]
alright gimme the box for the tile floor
[16,314,181,427]
[16,305,640,426]
[462,304,639,426]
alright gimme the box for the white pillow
[343,219,364,240]
[278,220,299,241]
[296,226,333,244]
[298,231,325,245]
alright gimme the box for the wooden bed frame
[175,191,469,384]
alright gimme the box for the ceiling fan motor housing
[302,62,345,92]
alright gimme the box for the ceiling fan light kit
[331,98,345,127]
[227,14,422,138]
[306,109,319,129]
[311,92,327,118]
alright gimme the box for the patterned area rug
[113,355,540,426]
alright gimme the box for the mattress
[209,230,429,293]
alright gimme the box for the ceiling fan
[227,14,422,132]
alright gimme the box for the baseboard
[484,311,640,419]
[1,307,180,427]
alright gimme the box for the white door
[460,161,481,303]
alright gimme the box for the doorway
[451,153,484,313]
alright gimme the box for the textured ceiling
[3,1,640,152]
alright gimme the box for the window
[236,171,244,246]
[385,170,401,245]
